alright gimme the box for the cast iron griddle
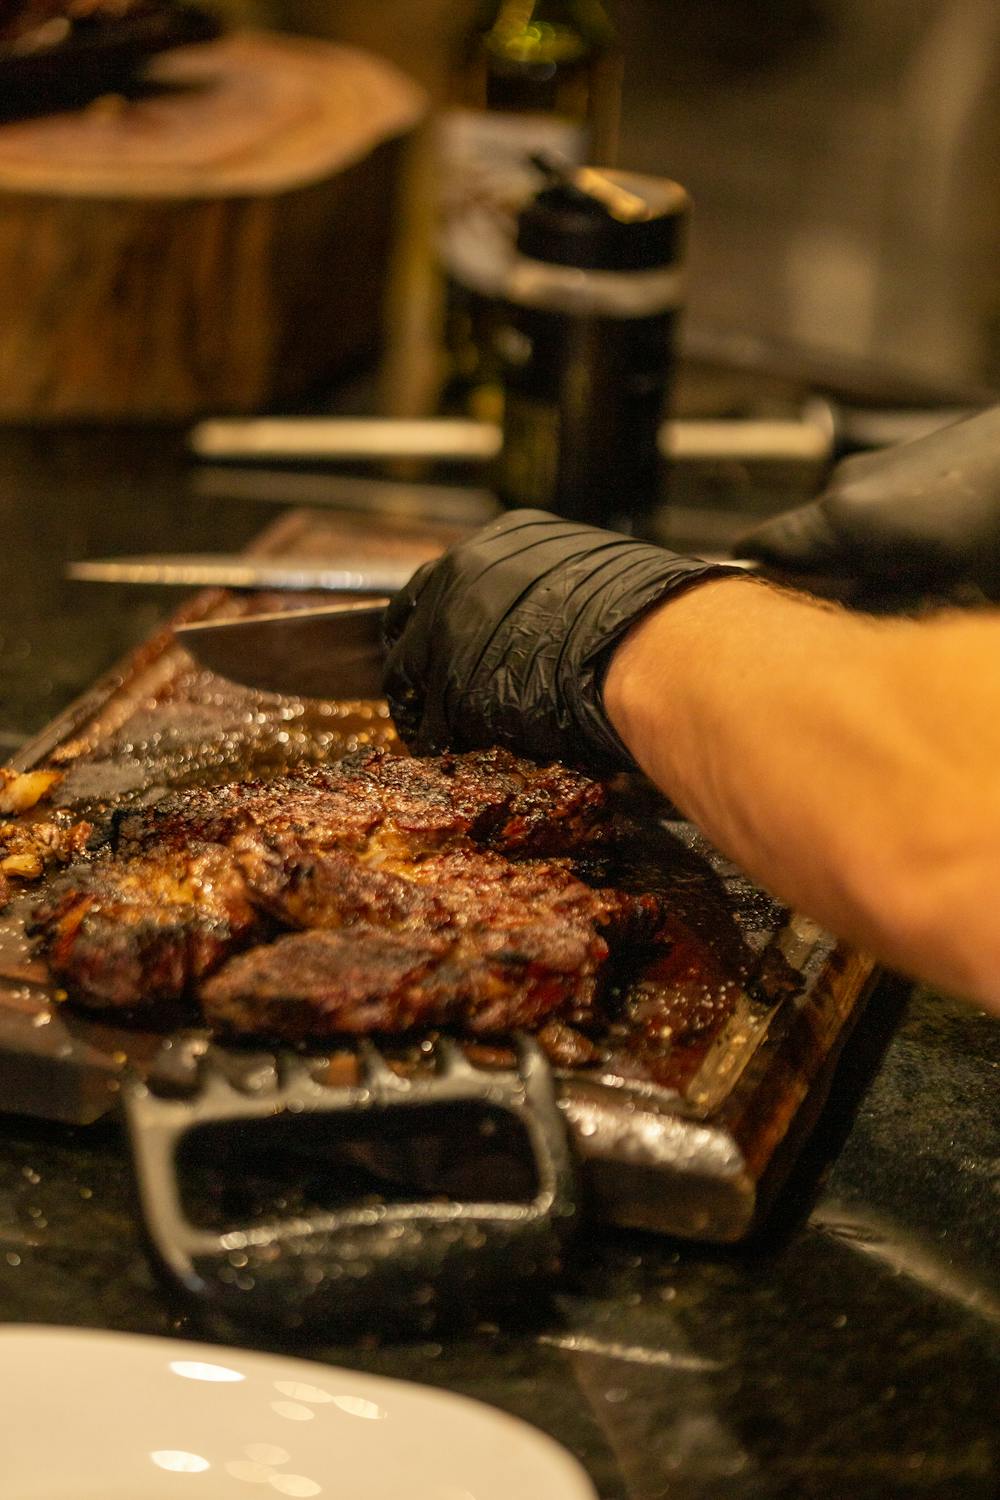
[0,508,876,1241]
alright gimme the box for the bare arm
[383,510,1000,1015]
[604,579,1000,1013]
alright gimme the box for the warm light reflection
[273,1380,334,1404]
[225,1459,273,1483]
[275,1380,338,1404]
[270,1476,322,1497]
[330,1394,386,1421]
[150,1449,211,1473]
[169,1359,246,1383]
[270,1400,316,1422]
[245,1443,290,1465]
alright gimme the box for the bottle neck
[452,0,621,155]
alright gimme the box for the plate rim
[0,1323,599,1499]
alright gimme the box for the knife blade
[191,469,500,526]
[68,555,420,593]
[175,601,389,699]
[173,559,765,700]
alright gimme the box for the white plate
[0,1326,597,1500]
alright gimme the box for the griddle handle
[122,1036,579,1333]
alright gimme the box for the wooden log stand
[0,31,426,419]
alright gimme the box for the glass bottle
[495,164,689,535]
[436,0,621,420]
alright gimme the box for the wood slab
[0,32,426,417]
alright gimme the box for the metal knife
[175,600,389,699]
[191,469,500,526]
[172,559,764,700]
[68,555,421,593]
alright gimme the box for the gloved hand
[739,404,1000,595]
[383,509,737,771]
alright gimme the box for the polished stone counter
[0,428,996,1499]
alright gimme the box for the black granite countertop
[0,427,997,1499]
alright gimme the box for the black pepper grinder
[494,159,689,533]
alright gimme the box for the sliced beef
[229,831,448,931]
[32,845,261,1007]
[110,748,608,862]
[200,915,608,1040]
[29,748,663,1038]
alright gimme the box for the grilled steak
[109,747,608,861]
[202,846,662,1038]
[201,914,604,1039]
[30,748,666,1038]
[33,845,261,1008]
[230,837,638,936]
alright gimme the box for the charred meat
[33,845,261,1008]
[109,747,608,862]
[201,914,604,1040]
[30,748,665,1038]
[201,847,660,1039]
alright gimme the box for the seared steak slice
[200,915,609,1040]
[110,748,609,862]
[109,776,380,858]
[32,845,260,1007]
[232,833,663,940]
[29,749,655,1034]
[201,847,665,1038]
[200,928,452,1037]
[383,848,663,945]
[231,836,615,933]
[231,830,452,932]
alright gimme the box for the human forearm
[381,508,1000,1012]
[604,580,1000,1011]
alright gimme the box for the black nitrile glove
[383,509,737,771]
[739,405,1000,595]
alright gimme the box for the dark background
[273,0,1000,393]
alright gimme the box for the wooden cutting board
[0,31,425,418]
[0,509,877,1241]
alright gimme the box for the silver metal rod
[68,556,420,593]
[190,417,502,464]
[189,416,832,468]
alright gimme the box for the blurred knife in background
[68,556,420,593]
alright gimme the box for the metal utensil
[189,414,832,467]
[123,1034,578,1331]
[175,560,764,699]
[176,600,388,699]
[190,416,504,465]
[68,555,418,593]
[191,469,500,526]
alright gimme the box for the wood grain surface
[0,32,426,418]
